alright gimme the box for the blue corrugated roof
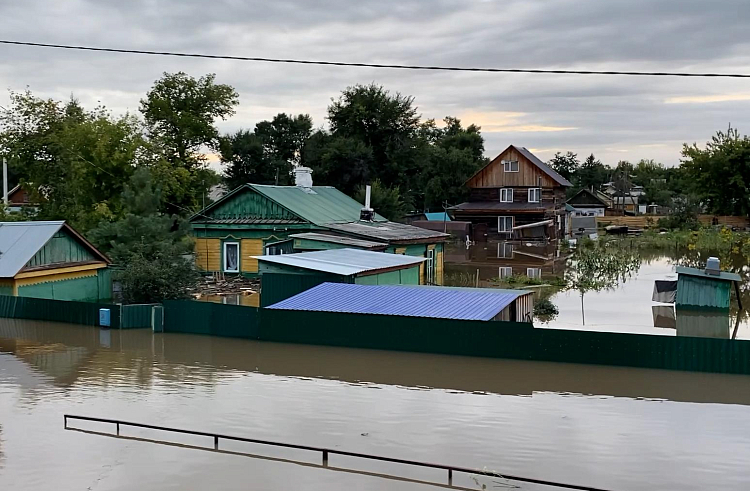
[266,283,529,321]
[424,212,451,222]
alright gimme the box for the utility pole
[2,157,8,206]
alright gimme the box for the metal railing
[64,414,612,491]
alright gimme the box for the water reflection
[652,306,734,339]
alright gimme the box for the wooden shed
[675,264,741,309]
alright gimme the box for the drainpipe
[2,157,8,206]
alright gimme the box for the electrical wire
[1,39,749,78]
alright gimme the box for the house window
[528,188,541,203]
[223,242,240,272]
[498,216,514,233]
[503,160,519,172]
[527,268,542,280]
[497,242,514,258]
[498,267,513,279]
[426,249,435,284]
[500,188,514,203]
[266,245,284,255]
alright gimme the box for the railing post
[64,415,67,429]
[116,422,120,436]
[322,450,329,467]
[448,469,453,486]
[214,435,219,450]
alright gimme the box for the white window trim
[498,267,512,279]
[500,188,514,203]
[528,188,541,203]
[498,216,514,233]
[527,268,542,280]
[497,242,513,258]
[223,241,240,273]
[426,249,435,284]
[503,160,519,172]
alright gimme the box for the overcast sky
[1,0,749,168]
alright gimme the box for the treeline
[550,126,750,220]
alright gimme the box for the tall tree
[575,153,609,192]
[0,90,145,231]
[219,130,273,189]
[255,113,313,185]
[548,151,580,181]
[682,126,750,216]
[301,131,373,195]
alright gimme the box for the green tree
[255,113,313,185]
[682,126,750,216]
[301,131,374,195]
[353,179,406,221]
[575,153,609,192]
[0,90,145,231]
[548,151,580,182]
[220,130,273,189]
[89,168,199,304]
[564,241,641,324]
[328,83,423,192]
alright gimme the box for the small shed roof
[266,283,531,321]
[325,221,448,244]
[290,233,387,250]
[255,248,424,276]
[0,221,109,278]
[676,266,741,283]
[424,212,451,222]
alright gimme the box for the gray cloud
[1,0,749,167]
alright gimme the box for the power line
[2,39,750,79]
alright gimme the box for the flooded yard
[445,241,750,340]
[2,319,750,490]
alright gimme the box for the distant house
[566,189,609,217]
[4,184,38,213]
[189,169,447,284]
[450,145,572,241]
[0,221,111,301]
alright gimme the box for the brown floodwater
[2,319,750,490]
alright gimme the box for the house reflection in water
[652,305,732,339]
[444,241,566,285]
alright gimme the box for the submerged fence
[0,294,121,328]
[162,300,259,338]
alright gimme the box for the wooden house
[450,145,572,241]
[189,170,447,284]
[0,221,111,301]
[566,189,609,217]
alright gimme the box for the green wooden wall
[354,266,420,285]
[25,230,96,269]
[17,269,111,302]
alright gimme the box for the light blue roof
[0,221,65,277]
[254,248,424,276]
[266,283,530,321]
[424,212,451,222]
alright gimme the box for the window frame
[223,241,240,273]
[498,267,513,279]
[503,160,519,172]
[499,188,514,203]
[497,242,514,258]
[526,267,542,280]
[498,216,514,233]
[528,188,541,203]
[426,248,436,284]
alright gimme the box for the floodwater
[445,241,750,340]
[2,319,750,490]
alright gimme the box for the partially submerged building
[255,248,425,306]
[566,189,610,217]
[266,282,535,323]
[450,145,572,241]
[0,221,111,301]
[190,169,447,283]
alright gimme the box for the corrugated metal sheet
[0,294,121,328]
[256,248,425,276]
[252,185,388,225]
[676,275,733,309]
[290,233,387,250]
[676,266,742,283]
[325,221,448,242]
[266,283,527,321]
[0,221,65,277]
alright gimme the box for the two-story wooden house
[450,145,572,241]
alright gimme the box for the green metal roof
[251,185,387,225]
[676,266,741,283]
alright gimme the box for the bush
[534,297,559,322]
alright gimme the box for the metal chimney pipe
[2,158,8,206]
[365,185,372,210]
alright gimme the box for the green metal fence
[259,309,750,375]
[260,273,345,307]
[0,294,120,328]
[163,300,260,338]
[120,304,159,329]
